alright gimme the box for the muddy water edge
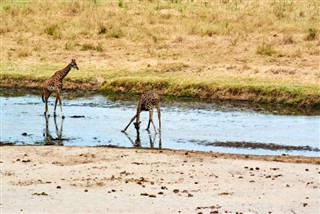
[1,87,319,157]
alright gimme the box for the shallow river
[1,89,319,157]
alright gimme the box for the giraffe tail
[42,94,45,103]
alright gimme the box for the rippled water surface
[1,89,319,157]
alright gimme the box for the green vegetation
[305,28,319,41]
[0,0,319,108]
[256,42,277,56]
[1,60,319,108]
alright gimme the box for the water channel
[1,88,319,157]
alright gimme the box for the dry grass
[0,0,319,106]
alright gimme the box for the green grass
[1,61,319,107]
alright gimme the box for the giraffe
[121,91,161,133]
[42,59,79,118]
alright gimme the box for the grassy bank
[1,60,319,108]
[1,0,319,108]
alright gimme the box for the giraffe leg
[146,109,152,130]
[44,91,51,117]
[122,114,137,132]
[147,108,157,133]
[158,131,162,149]
[54,116,58,133]
[57,91,64,118]
[45,99,49,117]
[147,130,154,148]
[53,95,59,117]
[156,103,161,132]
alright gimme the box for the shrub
[65,42,74,50]
[96,43,103,52]
[256,42,276,56]
[80,43,103,52]
[118,0,124,8]
[105,25,124,38]
[18,49,31,58]
[81,43,95,51]
[98,25,107,35]
[44,24,61,39]
[45,24,58,36]
[305,28,318,41]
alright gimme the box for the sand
[1,146,319,213]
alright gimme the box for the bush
[18,49,31,58]
[106,25,124,39]
[44,24,61,39]
[118,0,124,8]
[256,42,276,56]
[80,43,103,52]
[305,28,318,41]
[98,25,107,35]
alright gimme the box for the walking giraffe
[121,91,161,133]
[42,59,79,118]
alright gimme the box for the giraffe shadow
[43,116,65,145]
[122,130,162,149]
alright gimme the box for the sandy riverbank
[1,146,319,213]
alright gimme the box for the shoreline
[2,145,320,164]
[1,78,320,113]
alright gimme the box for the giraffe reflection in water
[43,117,64,145]
[123,129,162,149]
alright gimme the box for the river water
[1,89,319,157]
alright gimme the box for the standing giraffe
[42,59,79,118]
[121,91,161,133]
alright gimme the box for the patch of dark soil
[0,141,15,146]
[70,115,85,118]
[198,141,320,152]
[0,86,97,99]
[0,77,100,92]
[96,145,121,148]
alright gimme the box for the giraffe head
[70,59,79,70]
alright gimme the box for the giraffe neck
[55,64,72,81]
